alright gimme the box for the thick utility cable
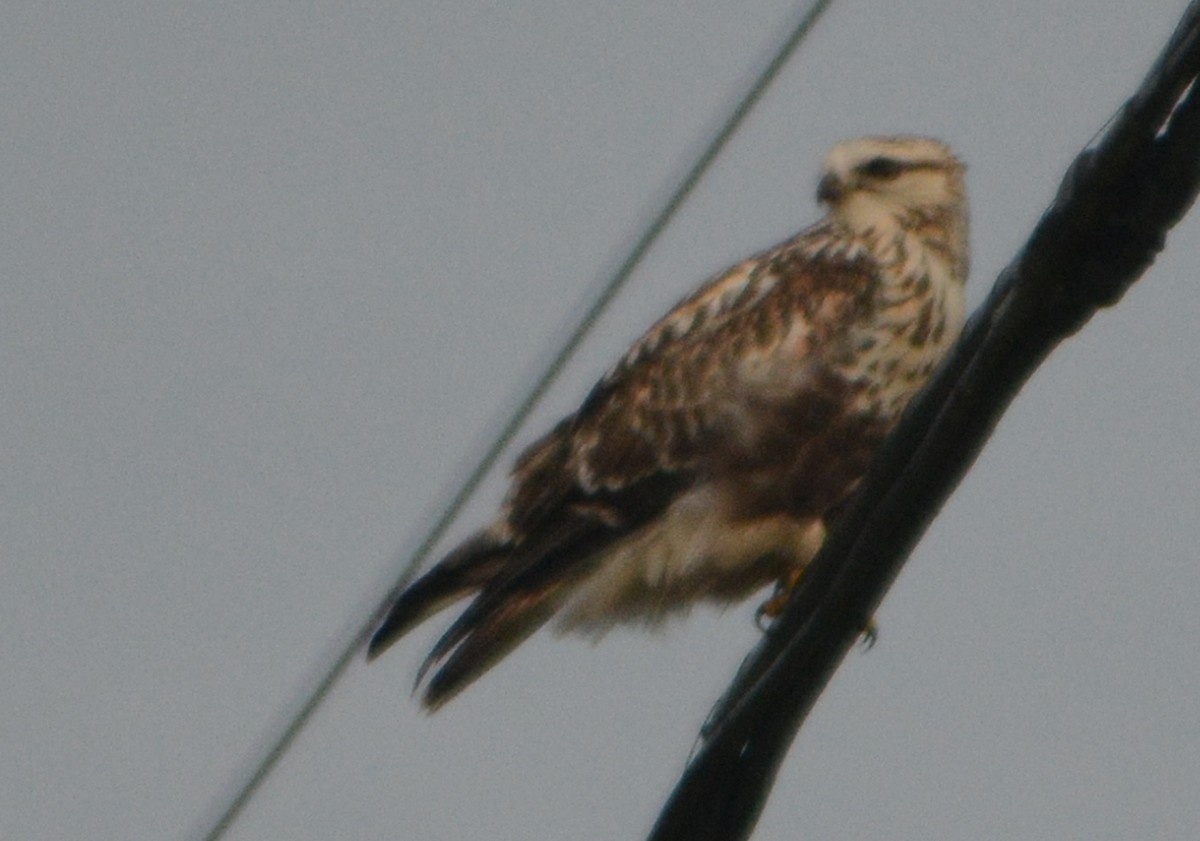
[192,2,836,839]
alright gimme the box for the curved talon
[860,620,879,649]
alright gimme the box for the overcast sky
[4,2,1199,839]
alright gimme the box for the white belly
[557,485,825,635]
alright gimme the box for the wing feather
[383,225,880,704]
[559,228,877,498]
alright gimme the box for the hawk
[370,136,969,709]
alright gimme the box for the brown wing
[371,227,880,706]
[509,228,876,517]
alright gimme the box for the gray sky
[4,2,1199,839]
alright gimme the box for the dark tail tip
[367,531,510,661]
[366,610,409,661]
[366,579,440,660]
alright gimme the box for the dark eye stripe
[856,156,904,179]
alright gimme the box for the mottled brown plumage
[371,137,969,708]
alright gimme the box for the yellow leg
[755,565,806,624]
[755,565,879,647]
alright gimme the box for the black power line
[649,3,1200,837]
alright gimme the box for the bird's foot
[754,566,806,630]
[860,619,878,649]
[754,567,880,647]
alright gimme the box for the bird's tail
[370,506,622,708]
[367,529,510,661]
[413,512,616,709]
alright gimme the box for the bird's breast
[841,256,964,418]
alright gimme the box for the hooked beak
[817,172,844,204]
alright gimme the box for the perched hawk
[371,136,969,709]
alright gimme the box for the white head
[817,137,966,254]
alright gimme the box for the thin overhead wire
[192,2,837,839]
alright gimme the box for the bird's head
[817,136,966,243]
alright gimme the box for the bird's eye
[857,157,904,180]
